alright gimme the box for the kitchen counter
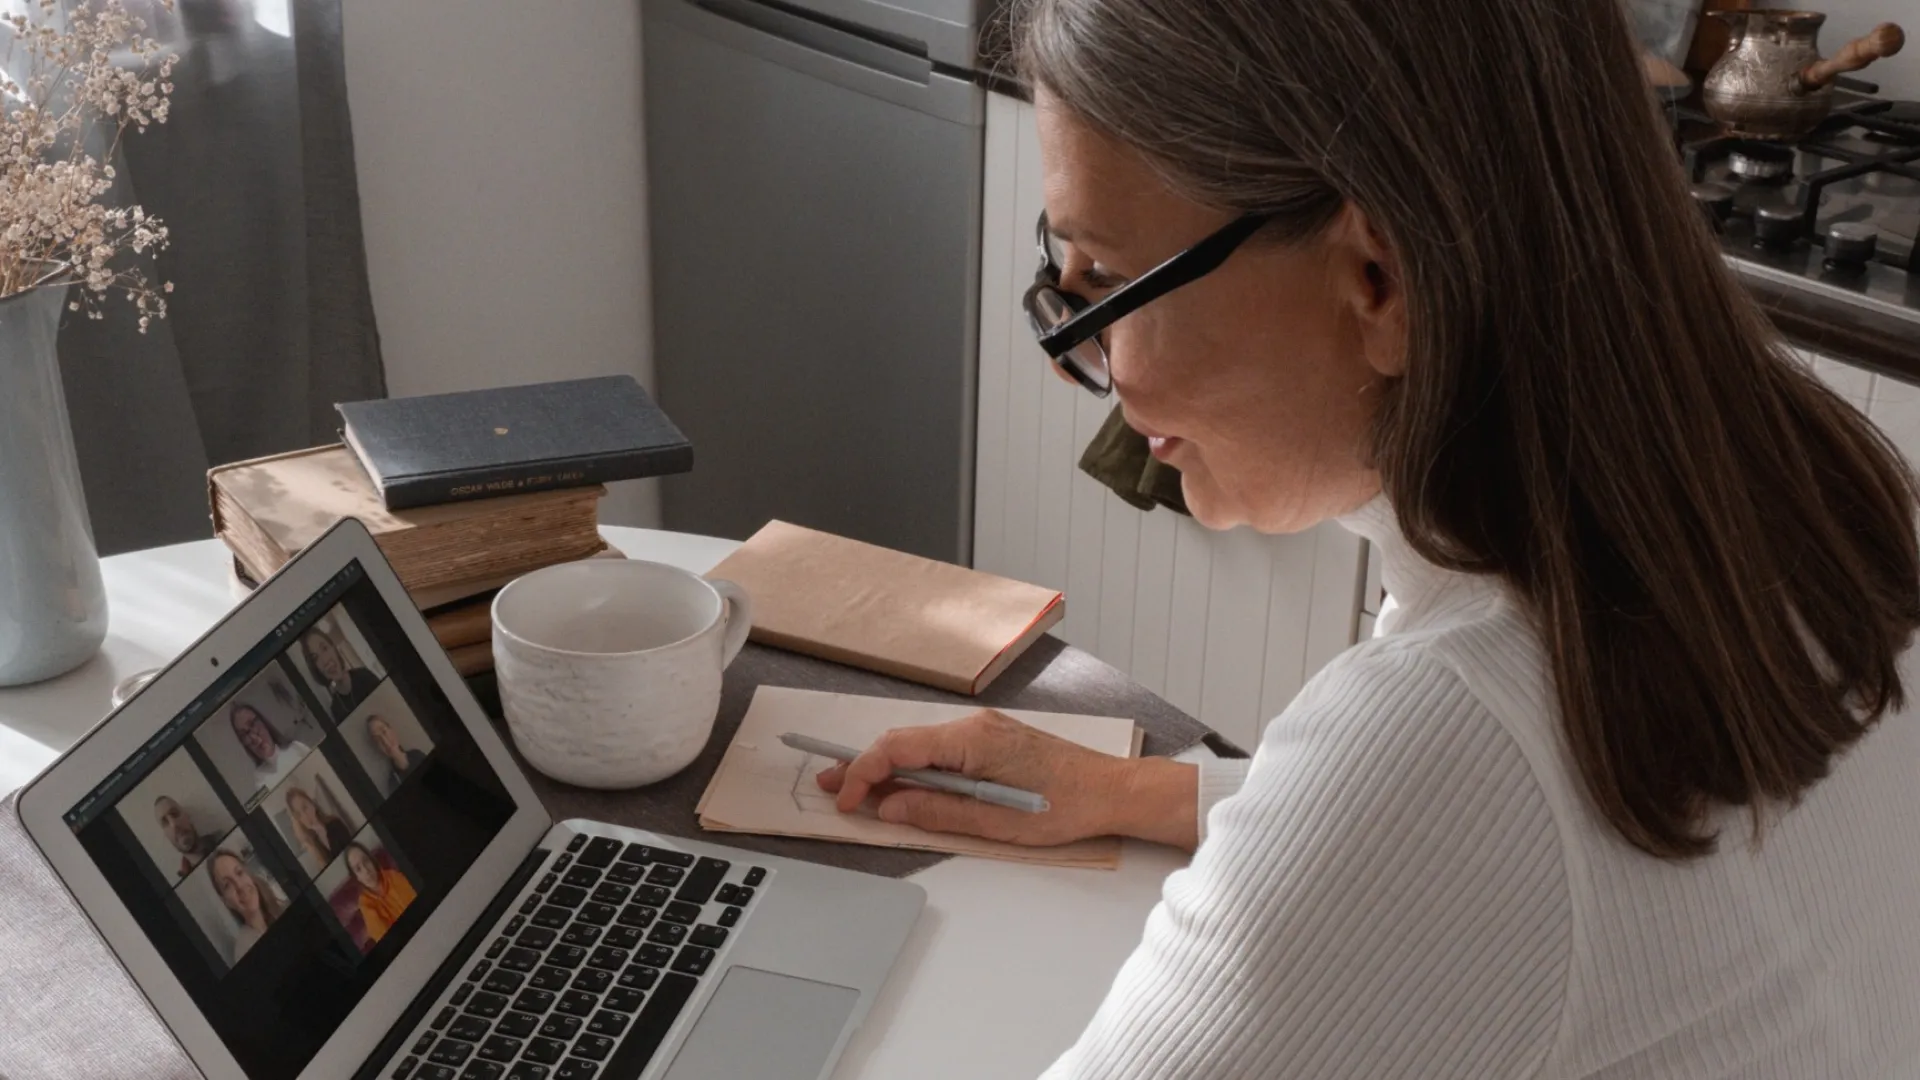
[1729,259,1920,387]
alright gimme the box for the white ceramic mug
[491,559,753,788]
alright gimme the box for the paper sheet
[696,686,1139,870]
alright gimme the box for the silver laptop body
[19,518,924,1080]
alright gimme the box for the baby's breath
[0,0,176,329]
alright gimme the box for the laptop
[18,518,925,1080]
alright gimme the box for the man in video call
[154,796,221,880]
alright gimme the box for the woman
[301,624,381,723]
[819,0,1920,1075]
[228,702,309,798]
[283,786,351,874]
[208,850,284,964]
[365,714,426,796]
[345,842,415,945]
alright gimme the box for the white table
[0,527,1191,1079]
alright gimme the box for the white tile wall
[1812,355,1875,416]
[1804,0,1920,101]
[1801,348,1920,467]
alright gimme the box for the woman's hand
[815,709,1200,851]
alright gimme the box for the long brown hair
[1015,0,1920,857]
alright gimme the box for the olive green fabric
[1078,406,1190,516]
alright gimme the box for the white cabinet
[971,93,1365,751]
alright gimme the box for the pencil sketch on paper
[787,754,843,816]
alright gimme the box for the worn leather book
[706,520,1065,696]
[209,445,607,606]
[337,375,692,510]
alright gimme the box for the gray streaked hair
[1012,0,1920,861]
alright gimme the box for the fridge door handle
[646,0,983,126]
[693,0,929,82]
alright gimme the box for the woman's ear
[1329,202,1408,378]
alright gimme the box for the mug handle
[708,578,754,670]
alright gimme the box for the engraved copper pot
[1702,10,1905,140]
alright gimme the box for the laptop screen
[61,560,518,1080]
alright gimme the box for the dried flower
[0,0,176,329]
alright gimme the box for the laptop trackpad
[663,967,861,1079]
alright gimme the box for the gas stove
[1679,96,1920,378]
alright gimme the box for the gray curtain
[54,0,385,556]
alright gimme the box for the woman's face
[1033,92,1400,532]
[368,717,401,759]
[348,848,380,891]
[212,854,261,920]
[231,707,275,763]
[309,634,346,683]
[287,789,319,830]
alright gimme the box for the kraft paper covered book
[705,520,1065,695]
[697,687,1140,869]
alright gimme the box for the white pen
[779,732,1052,814]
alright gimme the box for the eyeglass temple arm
[1038,214,1269,353]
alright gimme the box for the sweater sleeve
[1195,757,1251,846]
[1041,645,1570,1080]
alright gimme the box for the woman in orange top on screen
[345,841,416,943]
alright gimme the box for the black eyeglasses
[1023,210,1270,397]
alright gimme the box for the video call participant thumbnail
[119,745,239,887]
[365,714,426,796]
[286,787,351,870]
[257,747,368,880]
[208,850,287,964]
[154,796,221,880]
[318,829,420,952]
[300,620,382,723]
[345,842,416,945]
[229,701,311,794]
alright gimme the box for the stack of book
[210,376,692,676]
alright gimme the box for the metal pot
[1686,0,1754,77]
[1702,10,1905,140]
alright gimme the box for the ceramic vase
[0,282,108,686]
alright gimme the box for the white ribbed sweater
[1041,496,1920,1079]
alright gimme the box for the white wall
[341,0,659,527]
[1798,0,1919,100]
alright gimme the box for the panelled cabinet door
[970,94,1367,751]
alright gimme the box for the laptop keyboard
[389,834,772,1080]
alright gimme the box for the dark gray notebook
[337,375,693,509]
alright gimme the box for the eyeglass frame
[1023,209,1272,397]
